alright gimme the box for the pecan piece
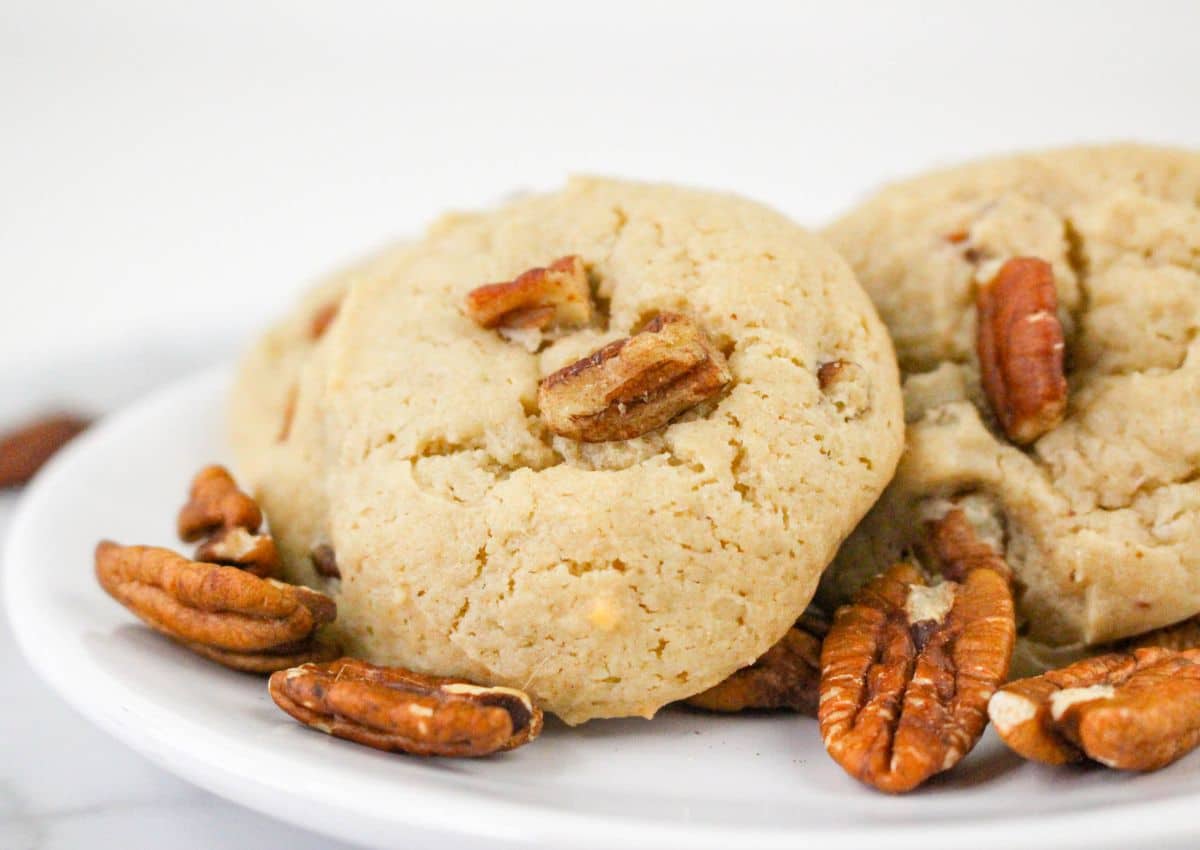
[310,543,340,579]
[178,465,279,577]
[465,255,593,337]
[538,312,731,442]
[817,359,869,418]
[0,413,91,489]
[990,647,1200,771]
[269,658,543,757]
[976,257,1068,445]
[95,541,336,673]
[309,300,340,340]
[685,620,823,715]
[819,533,1015,792]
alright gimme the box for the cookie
[232,177,904,723]
[823,145,1200,655]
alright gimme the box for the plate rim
[6,365,1200,850]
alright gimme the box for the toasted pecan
[309,544,340,579]
[538,312,730,442]
[990,647,1200,771]
[0,413,91,489]
[465,255,593,333]
[819,509,1015,793]
[95,541,335,672]
[685,621,823,715]
[976,257,1068,445]
[269,658,543,757]
[178,465,279,577]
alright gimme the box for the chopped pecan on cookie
[0,413,91,489]
[990,647,1200,771]
[819,509,1015,793]
[817,359,869,417]
[95,541,337,673]
[685,615,824,715]
[269,657,543,757]
[465,255,593,343]
[310,543,340,579]
[976,257,1068,445]
[538,312,731,442]
[178,465,280,577]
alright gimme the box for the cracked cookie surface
[822,145,1200,657]
[231,177,903,723]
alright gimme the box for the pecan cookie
[231,178,903,723]
[822,145,1200,661]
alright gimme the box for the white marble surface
[0,495,359,850]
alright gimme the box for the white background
[4,0,1200,365]
[2,2,1199,848]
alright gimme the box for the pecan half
[819,545,1015,792]
[538,312,731,442]
[0,413,91,489]
[685,620,823,715]
[465,255,593,336]
[178,465,279,577]
[269,658,543,757]
[989,647,1200,771]
[976,257,1068,445]
[95,541,336,673]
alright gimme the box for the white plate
[6,367,1200,850]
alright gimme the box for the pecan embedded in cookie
[976,257,1067,445]
[538,312,731,442]
[465,255,593,336]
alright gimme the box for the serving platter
[7,367,1200,850]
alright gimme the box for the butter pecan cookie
[232,178,903,723]
[822,145,1200,664]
